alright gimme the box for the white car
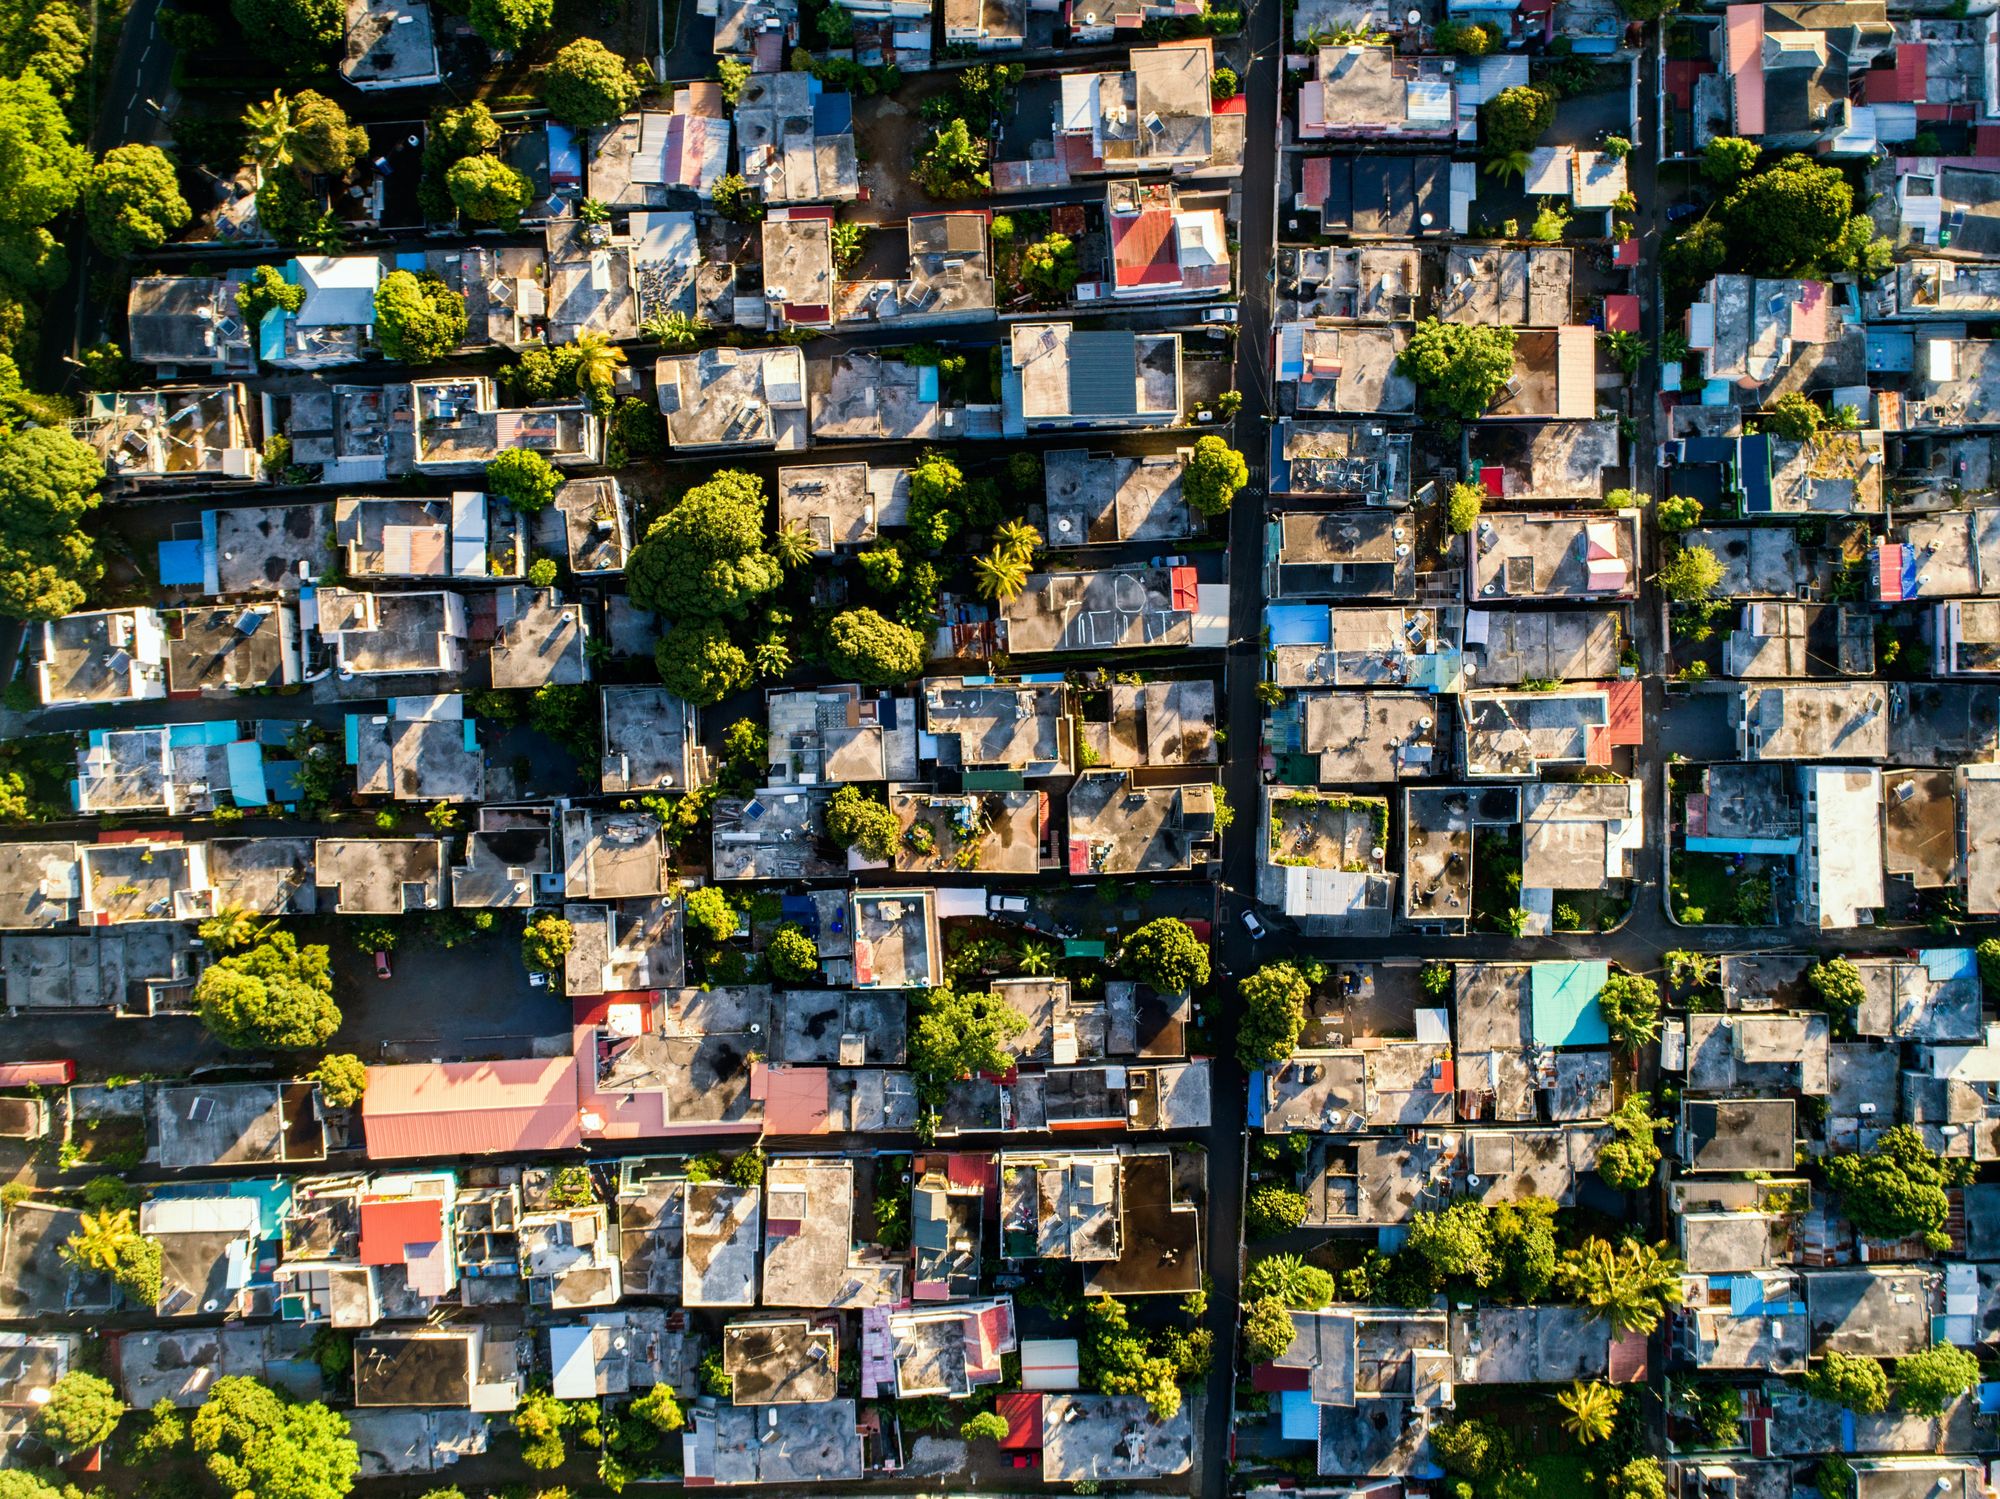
[1240,910,1267,940]
[1202,306,1240,324]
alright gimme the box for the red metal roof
[996,1392,1042,1449]
[1300,156,1331,208]
[1111,209,1181,290]
[1479,465,1505,498]
[1863,44,1926,104]
[358,1198,444,1265]
[1605,678,1644,747]
[1602,294,1641,333]
[1612,238,1641,267]
[1213,93,1247,115]
[1251,1363,1310,1392]
[1170,565,1198,611]
[361,1057,581,1160]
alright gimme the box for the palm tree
[643,310,705,349]
[1483,148,1531,184]
[993,518,1042,564]
[571,330,627,407]
[1245,1253,1325,1307]
[242,92,299,172]
[61,1209,140,1275]
[1016,940,1056,976]
[831,221,866,270]
[1558,1238,1686,1336]
[973,546,1029,602]
[1557,1381,1620,1444]
[198,906,273,952]
[772,522,816,570]
[753,638,792,679]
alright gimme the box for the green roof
[1529,961,1611,1047]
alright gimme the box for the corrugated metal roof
[1066,330,1140,417]
[362,1057,580,1160]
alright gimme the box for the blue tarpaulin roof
[226,740,269,806]
[158,539,204,587]
[1266,605,1330,646]
[1279,1389,1319,1441]
[1529,961,1610,1047]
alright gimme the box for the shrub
[486,449,561,512]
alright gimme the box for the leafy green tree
[1020,233,1079,300]
[1407,1199,1494,1285]
[468,0,551,49]
[0,73,87,295]
[61,1207,161,1304]
[710,171,762,222]
[1702,135,1759,186]
[1803,1351,1890,1414]
[194,931,339,1050]
[311,1053,367,1108]
[1491,1197,1558,1300]
[1446,481,1483,533]
[0,426,102,620]
[84,145,190,256]
[1826,1125,1955,1248]
[510,1391,569,1469]
[1557,1381,1619,1444]
[1080,1294,1180,1419]
[1895,1343,1980,1415]
[628,471,778,621]
[486,449,561,512]
[446,152,532,226]
[526,557,559,588]
[292,91,368,175]
[1980,937,2000,994]
[373,270,467,362]
[1183,434,1248,517]
[826,784,901,861]
[1246,1184,1309,1238]
[544,38,640,128]
[1481,84,1555,154]
[1121,917,1209,993]
[1597,1094,1666,1191]
[521,914,573,975]
[1663,217,1728,299]
[1595,970,1662,1052]
[905,451,966,549]
[655,622,752,705]
[1603,1458,1669,1499]
[192,1377,358,1499]
[34,1371,122,1455]
[133,1399,187,1462]
[1718,156,1854,275]
[0,0,88,107]
[1242,1298,1296,1364]
[1431,1418,1505,1480]
[1557,1238,1684,1335]
[229,0,341,67]
[1658,544,1724,603]
[1236,961,1309,1068]
[1765,392,1824,442]
[914,117,990,199]
[1244,1253,1334,1309]
[824,607,926,685]
[766,924,819,983]
[909,986,1029,1106]
[630,1383,684,1433]
[684,885,735,945]
[236,264,304,325]
[570,329,625,408]
[1806,956,1866,1020]
[1657,495,1702,531]
[960,1411,1009,1443]
[717,57,752,107]
[1398,318,1517,422]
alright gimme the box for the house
[311,587,470,677]
[1278,691,1439,784]
[1677,1097,1797,1173]
[519,1201,621,1309]
[81,386,261,486]
[1003,324,1182,434]
[0,844,79,931]
[1459,689,1615,778]
[1463,608,1622,685]
[922,677,1073,779]
[1055,43,1216,176]
[1733,682,1891,760]
[73,722,292,818]
[1798,765,1884,927]
[1713,1,1894,150]
[1258,788,1393,933]
[410,377,598,472]
[733,73,860,204]
[355,1328,517,1411]
[163,602,302,694]
[1469,420,1621,505]
[1269,420,1412,506]
[1276,322,1415,414]
[587,93,732,203]
[314,838,447,915]
[1077,680,1217,768]
[832,212,996,326]
[1685,275,1857,406]
[263,257,382,368]
[141,1191,271,1318]
[761,1157,904,1308]
[489,587,589,689]
[1470,512,1641,601]
[996,566,1198,655]
[1271,510,1416,600]
[560,897,685,994]
[600,687,706,794]
[681,1400,863,1485]
[851,889,941,989]
[760,213,834,327]
[1440,247,1573,330]
[1291,155,1453,241]
[559,809,670,899]
[334,493,522,582]
[126,275,255,376]
[809,352,942,443]
[763,686,913,786]
[721,1319,838,1404]
[711,790,846,881]
[776,463,910,553]
[1044,448,1197,546]
[438,803,551,911]
[551,477,632,576]
[1872,505,2000,602]
[1296,45,1456,139]
[1104,180,1230,300]
[655,347,808,452]
[1037,1394,1193,1482]
[1,928,203,1014]
[77,841,213,925]
[361,1058,581,1160]
[876,1297,1016,1398]
[1677,1010,1830,1095]
[1723,603,1874,677]
[1901,335,2000,430]
[348,696,484,803]
[34,608,167,708]
[1265,604,1455,689]
[1484,327,1600,420]
[1069,772,1215,875]
[341,0,439,87]
[1520,781,1644,894]
[573,987,768,1140]
[889,789,1042,874]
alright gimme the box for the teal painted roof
[1529,960,1610,1047]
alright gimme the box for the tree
[767,923,820,983]
[1081,1295,1180,1420]
[1895,1343,1980,1415]
[1603,1458,1669,1499]
[824,607,927,685]
[1246,1184,1309,1238]
[1020,233,1079,300]
[717,57,752,107]
[1718,156,1855,275]
[710,172,762,223]
[1398,318,1517,422]
[292,91,368,175]
[1446,481,1483,534]
[570,329,625,407]
[914,117,989,199]
[61,1207,159,1304]
[905,451,966,549]
[84,145,190,256]
[1825,1124,1954,1248]
[1597,1094,1666,1191]
[645,309,705,348]
[512,1391,569,1469]
[1766,391,1825,443]
[521,914,573,976]
[544,38,640,128]
[1663,217,1728,299]
[1657,495,1702,531]
[468,0,551,49]
[1803,1351,1890,1414]
[486,449,561,512]
[1242,1298,1296,1364]
[1236,961,1310,1069]
[0,73,85,297]
[1244,1253,1335,1309]
[972,546,1028,602]
[134,1399,188,1462]
[1981,936,2000,994]
[194,1378,359,1499]
[1595,970,1662,1052]
[908,986,1029,1105]
[311,1053,367,1109]
[34,1372,122,1455]
[1806,956,1866,1021]
[194,931,339,1050]
[1121,917,1209,993]
[655,623,752,706]
[628,471,779,621]
[1482,84,1555,154]
[826,784,901,861]
[1491,1197,1558,1301]
[994,516,1041,559]
[1658,544,1724,604]
[373,270,467,363]
[1702,135,1760,186]
[1407,1199,1495,1286]
[0,413,102,621]
[1183,435,1249,517]
[960,1411,1010,1443]
[1557,1381,1619,1444]
[236,264,305,325]
[1431,1418,1505,1480]
[630,1384,684,1433]
[1558,1238,1684,1335]
[230,0,341,66]
[684,885,735,945]
[772,521,815,571]
[446,153,533,226]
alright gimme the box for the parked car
[989,894,1029,914]
[374,950,392,980]
[1240,910,1267,940]
[1201,306,1239,324]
